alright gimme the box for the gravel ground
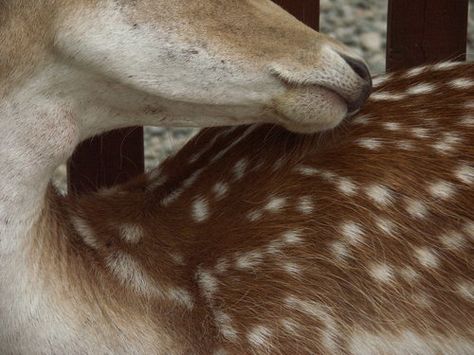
[53,0,474,190]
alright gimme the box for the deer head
[1,0,371,142]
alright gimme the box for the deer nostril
[340,54,372,85]
[338,54,372,114]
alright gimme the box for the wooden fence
[67,0,469,195]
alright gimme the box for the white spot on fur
[183,168,205,188]
[147,171,168,191]
[412,293,433,308]
[365,184,393,206]
[119,224,143,244]
[192,196,209,223]
[464,221,474,241]
[296,196,314,214]
[280,318,299,334]
[455,164,474,184]
[247,210,263,222]
[247,325,273,349]
[106,252,159,295]
[369,263,394,283]
[161,188,184,206]
[457,281,474,301]
[285,296,339,352]
[71,216,100,250]
[459,115,474,127]
[399,266,420,282]
[440,231,466,250]
[167,287,194,310]
[406,83,436,95]
[352,114,372,125]
[196,268,218,302]
[338,177,358,196]
[213,181,229,200]
[341,221,365,245]
[433,61,462,70]
[282,230,304,245]
[330,241,350,260]
[215,257,230,274]
[432,132,463,155]
[410,127,430,139]
[320,170,337,181]
[214,310,238,341]
[382,122,401,131]
[449,78,474,89]
[357,138,383,150]
[283,262,302,276]
[398,140,415,151]
[428,180,456,200]
[235,250,263,270]
[296,165,320,176]
[264,196,286,212]
[375,217,396,236]
[404,66,426,77]
[370,92,406,101]
[232,158,248,181]
[414,247,439,269]
[405,198,429,219]
[373,74,392,86]
[266,239,285,255]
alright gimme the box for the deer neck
[0,65,82,255]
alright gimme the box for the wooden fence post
[273,0,320,30]
[67,128,144,195]
[386,0,468,71]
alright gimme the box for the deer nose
[339,54,373,113]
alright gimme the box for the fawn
[1,0,473,354]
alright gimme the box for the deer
[0,0,473,353]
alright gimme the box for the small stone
[360,32,383,52]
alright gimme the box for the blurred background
[53,0,474,190]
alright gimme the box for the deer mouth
[312,80,372,116]
[270,73,372,134]
[272,84,350,134]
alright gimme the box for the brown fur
[22,63,473,353]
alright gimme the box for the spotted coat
[50,62,474,353]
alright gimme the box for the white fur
[191,196,210,223]
[285,296,339,353]
[247,325,273,349]
[349,330,474,355]
[214,310,239,342]
[235,250,264,270]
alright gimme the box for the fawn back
[60,62,474,354]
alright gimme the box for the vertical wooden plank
[68,127,144,195]
[273,0,320,30]
[386,0,468,71]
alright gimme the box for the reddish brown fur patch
[31,63,474,353]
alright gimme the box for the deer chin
[273,86,348,134]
